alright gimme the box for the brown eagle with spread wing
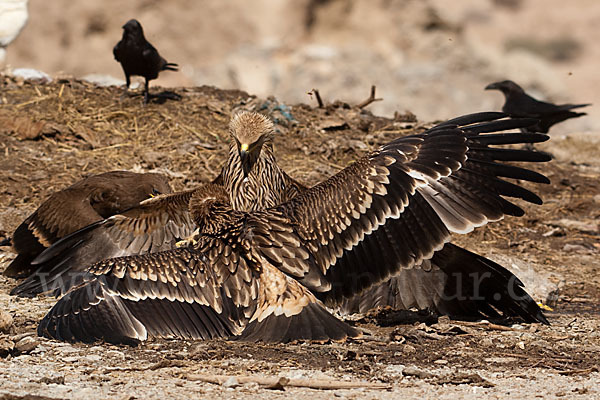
[21,112,551,344]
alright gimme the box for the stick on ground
[186,373,392,390]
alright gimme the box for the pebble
[402,344,417,355]
[434,359,448,365]
[106,350,126,360]
[11,68,52,82]
[402,366,433,379]
[0,310,13,332]
[84,354,102,362]
[63,356,79,363]
[56,345,78,354]
[222,377,239,388]
[14,336,39,354]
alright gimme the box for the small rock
[0,310,13,332]
[434,359,448,365]
[84,354,102,362]
[106,350,126,360]
[402,344,417,355]
[14,336,39,354]
[81,74,125,87]
[56,345,78,354]
[35,375,65,385]
[222,377,239,388]
[11,68,52,82]
[63,356,79,362]
[265,377,289,391]
[402,366,433,379]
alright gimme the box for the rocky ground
[0,77,599,399]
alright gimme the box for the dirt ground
[0,77,599,399]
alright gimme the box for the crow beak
[485,83,498,90]
[239,144,251,177]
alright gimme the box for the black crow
[485,80,590,133]
[113,19,179,104]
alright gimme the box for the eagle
[24,112,552,344]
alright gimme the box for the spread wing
[277,112,550,316]
[11,188,198,297]
[3,171,171,279]
[38,235,358,344]
[37,246,253,344]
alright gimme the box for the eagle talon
[176,229,200,248]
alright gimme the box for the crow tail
[162,62,178,72]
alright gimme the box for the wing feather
[11,188,199,297]
[277,113,550,306]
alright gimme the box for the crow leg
[143,79,150,105]
[119,75,131,101]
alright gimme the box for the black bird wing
[501,93,590,133]
[503,93,589,117]
[336,242,548,323]
[532,102,590,133]
[11,188,198,297]
[141,42,178,75]
[113,40,124,62]
[273,112,550,322]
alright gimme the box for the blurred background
[4,0,599,133]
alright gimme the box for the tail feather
[238,302,361,343]
[162,62,178,72]
[559,103,591,111]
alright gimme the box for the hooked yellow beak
[240,143,249,152]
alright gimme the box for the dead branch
[558,366,599,376]
[356,85,383,109]
[186,373,391,390]
[456,321,517,331]
[309,89,324,108]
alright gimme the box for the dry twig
[309,89,324,108]
[356,85,383,109]
[186,373,391,390]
